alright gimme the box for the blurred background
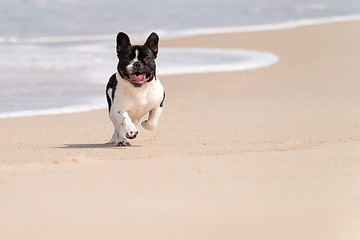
[2,0,360,37]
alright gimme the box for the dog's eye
[144,56,151,62]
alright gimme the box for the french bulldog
[106,32,165,146]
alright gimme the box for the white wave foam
[294,4,330,11]
[157,48,279,75]
[0,47,279,119]
[0,34,114,43]
[1,14,359,43]
[0,102,106,119]
[156,14,360,39]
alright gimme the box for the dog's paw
[124,123,138,139]
[141,120,155,130]
[126,131,138,139]
[116,139,131,146]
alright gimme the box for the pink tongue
[130,74,146,83]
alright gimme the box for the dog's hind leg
[107,110,118,144]
[141,106,163,130]
[108,130,117,144]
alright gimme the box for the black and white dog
[106,32,165,146]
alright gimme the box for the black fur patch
[160,91,165,107]
[117,45,156,83]
[106,73,118,112]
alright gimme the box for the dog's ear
[116,32,131,54]
[144,32,159,59]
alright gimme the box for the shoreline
[0,47,279,119]
[2,13,360,119]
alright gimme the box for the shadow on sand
[58,143,141,149]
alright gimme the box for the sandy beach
[1,20,360,239]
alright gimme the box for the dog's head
[116,32,159,88]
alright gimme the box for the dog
[106,32,165,146]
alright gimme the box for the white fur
[126,49,139,72]
[108,72,164,145]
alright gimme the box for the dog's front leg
[118,111,138,139]
[109,108,131,146]
[141,106,163,130]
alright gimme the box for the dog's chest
[127,89,154,112]
[115,80,162,120]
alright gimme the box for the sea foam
[0,47,278,118]
[157,48,279,75]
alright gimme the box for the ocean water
[1,0,360,118]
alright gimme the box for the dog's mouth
[122,72,152,87]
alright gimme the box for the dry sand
[1,20,360,240]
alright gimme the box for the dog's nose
[133,61,141,69]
